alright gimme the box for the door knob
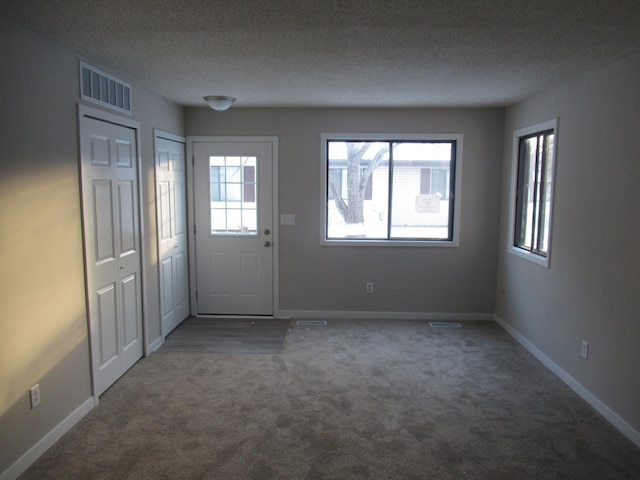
[264,241,271,247]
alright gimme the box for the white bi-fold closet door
[79,106,143,397]
[155,132,189,336]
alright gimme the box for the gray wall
[0,16,184,473]
[495,52,640,436]
[186,107,504,316]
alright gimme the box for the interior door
[79,111,143,397]
[193,140,274,315]
[155,134,190,336]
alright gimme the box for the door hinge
[193,224,196,235]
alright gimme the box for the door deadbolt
[264,229,271,235]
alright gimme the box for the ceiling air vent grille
[80,62,131,114]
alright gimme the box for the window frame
[320,133,463,247]
[508,119,558,267]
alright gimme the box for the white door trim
[78,104,149,400]
[155,129,186,144]
[186,136,280,318]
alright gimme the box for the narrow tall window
[511,120,557,266]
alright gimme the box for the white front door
[155,134,190,336]
[79,109,143,397]
[193,140,275,315]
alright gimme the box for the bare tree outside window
[328,142,389,225]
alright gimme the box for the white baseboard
[279,309,494,321]
[1,397,95,480]
[148,336,164,354]
[494,315,640,449]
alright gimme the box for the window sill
[321,238,459,248]
[508,246,550,268]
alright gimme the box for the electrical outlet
[29,384,41,409]
[581,340,589,359]
[366,282,374,294]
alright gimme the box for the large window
[510,119,558,266]
[321,134,462,246]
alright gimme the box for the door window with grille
[209,156,257,235]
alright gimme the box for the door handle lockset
[264,241,271,247]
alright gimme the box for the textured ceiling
[2,0,639,108]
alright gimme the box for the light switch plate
[280,214,296,225]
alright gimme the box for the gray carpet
[161,317,290,354]
[18,319,640,479]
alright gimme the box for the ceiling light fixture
[203,95,236,111]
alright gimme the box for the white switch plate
[280,214,296,225]
[581,340,589,359]
[30,384,41,408]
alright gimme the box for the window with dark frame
[324,138,457,242]
[514,129,555,257]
